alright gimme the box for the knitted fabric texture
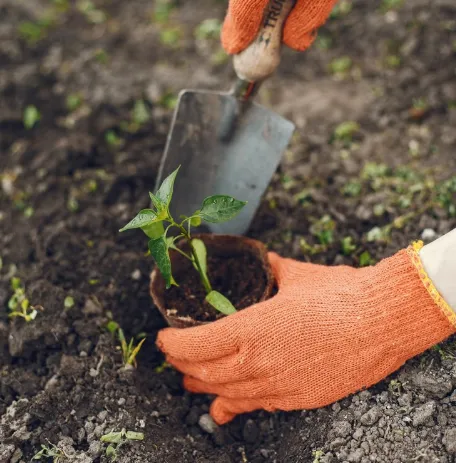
[157,246,456,425]
[222,0,338,54]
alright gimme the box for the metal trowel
[155,0,296,235]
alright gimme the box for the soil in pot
[151,235,274,326]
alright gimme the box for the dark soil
[165,252,268,323]
[1,0,456,462]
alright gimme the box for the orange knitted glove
[222,0,339,54]
[156,243,456,425]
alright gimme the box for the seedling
[8,277,43,322]
[310,215,335,246]
[329,0,352,19]
[101,428,144,461]
[77,0,107,24]
[329,56,352,76]
[32,442,67,461]
[118,328,146,368]
[65,93,83,112]
[194,19,222,41]
[333,121,359,144]
[120,166,247,315]
[23,105,41,129]
[64,296,75,309]
[312,449,324,463]
[341,236,357,256]
[359,251,375,267]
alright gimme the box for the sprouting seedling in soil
[119,166,247,315]
[8,277,43,322]
[101,428,144,461]
[32,441,67,461]
[118,328,146,368]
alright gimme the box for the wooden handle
[233,0,295,83]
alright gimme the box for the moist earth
[1,0,456,462]
[164,252,268,323]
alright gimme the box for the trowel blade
[156,90,295,235]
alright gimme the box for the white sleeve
[419,228,456,311]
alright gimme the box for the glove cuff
[407,240,456,329]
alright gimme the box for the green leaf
[64,296,75,309]
[132,99,150,126]
[141,221,165,239]
[105,444,116,459]
[101,431,123,444]
[191,238,207,276]
[125,431,144,441]
[23,105,41,129]
[106,320,119,334]
[127,337,146,366]
[199,195,247,223]
[119,209,158,232]
[156,166,180,207]
[205,291,237,315]
[11,277,21,290]
[149,192,166,211]
[148,237,174,289]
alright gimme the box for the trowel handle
[233,0,295,84]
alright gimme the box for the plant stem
[173,221,212,294]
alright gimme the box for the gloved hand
[221,0,339,54]
[157,243,455,425]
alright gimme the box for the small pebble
[131,269,141,280]
[97,410,108,422]
[198,414,218,434]
[421,228,437,242]
[117,397,126,406]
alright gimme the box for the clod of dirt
[443,428,456,453]
[411,371,453,399]
[412,401,436,427]
[359,406,381,426]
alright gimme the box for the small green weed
[359,251,375,267]
[159,28,181,47]
[380,0,403,13]
[333,121,359,144]
[8,278,43,322]
[158,92,178,110]
[101,428,144,461]
[329,56,352,76]
[23,105,41,129]
[66,94,83,112]
[64,296,75,309]
[76,0,107,24]
[194,19,222,41]
[310,215,335,246]
[105,130,124,148]
[329,0,352,19]
[312,449,324,463]
[342,180,362,197]
[32,442,66,461]
[341,236,357,256]
[118,328,146,368]
[152,0,177,24]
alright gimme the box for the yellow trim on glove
[407,240,456,328]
